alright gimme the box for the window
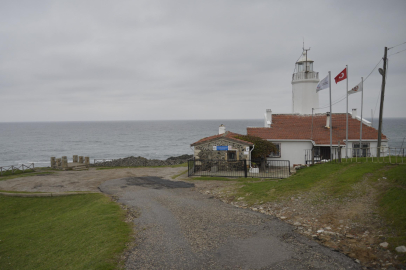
[352,142,370,157]
[227,151,237,160]
[268,143,281,158]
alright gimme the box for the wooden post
[311,148,314,165]
[85,157,89,167]
[62,156,68,169]
[50,157,56,168]
[244,159,247,178]
[377,47,388,158]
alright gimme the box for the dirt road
[101,176,360,269]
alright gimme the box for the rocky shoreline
[91,154,193,167]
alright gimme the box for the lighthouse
[291,50,320,114]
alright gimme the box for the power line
[388,48,406,57]
[363,59,382,82]
[388,41,406,50]
[314,94,347,110]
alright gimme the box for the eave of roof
[191,131,254,147]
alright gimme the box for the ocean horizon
[0,118,405,167]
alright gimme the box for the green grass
[0,194,132,270]
[231,162,388,204]
[0,190,47,194]
[0,171,55,181]
[377,165,406,262]
[96,162,188,170]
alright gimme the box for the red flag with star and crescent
[334,68,347,84]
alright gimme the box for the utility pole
[377,46,388,158]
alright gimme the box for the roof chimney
[352,108,357,119]
[264,109,272,127]
[219,124,226,134]
[325,112,330,128]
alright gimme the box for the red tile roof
[247,113,387,145]
[191,131,254,146]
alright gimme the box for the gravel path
[100,176,361,270]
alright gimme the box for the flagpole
[360,77,364,153]
[329,71,333,161]
[345,64,349,158]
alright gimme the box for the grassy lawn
[0,170,55,181]
[0,194,132,270]
[377,165,406,262]
[232,162,388,204]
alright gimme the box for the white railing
[305,147,405,164]
[292,72,319,81]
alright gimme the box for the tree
[234,135,277,159]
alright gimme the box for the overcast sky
[1,0,405,122]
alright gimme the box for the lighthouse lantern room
[291,49,320,114]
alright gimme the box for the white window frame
[268,143,281,158]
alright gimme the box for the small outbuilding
[190,125,253,161]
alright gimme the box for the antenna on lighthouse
[302,38,311,73]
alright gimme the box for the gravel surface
[100,176,361,270]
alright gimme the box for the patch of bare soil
[190,178,404,270]
[0,167,187,193]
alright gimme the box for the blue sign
[216,146,229,151]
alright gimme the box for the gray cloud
[0,0,405,122]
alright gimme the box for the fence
[0,163,35,176]
[187,159,290,179]
[93,159,115,164]
[305,147,405,164]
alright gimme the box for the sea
[0,118,405,167]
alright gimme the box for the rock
[293,222,301,226]
[380,242,389,248]
[395,246,406,253]
[280,216,287,220]
[317,229,324,233]
[346,234,355,239]
[325,226,331,230]
[355,259,360,264]
[92,154,192,167]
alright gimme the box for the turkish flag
[334,68,347,84]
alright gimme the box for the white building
[292,51,320,114]
[252,49,388,165]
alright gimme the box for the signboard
[245,147,250,152]
[244,151,249,155]
[216,146,229,151]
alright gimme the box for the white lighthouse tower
[291,49,320,114]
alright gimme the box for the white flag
[348,81,363,95]
[316,75,329,92]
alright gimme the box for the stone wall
[91,155,193,167]
[194,138,250,160]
